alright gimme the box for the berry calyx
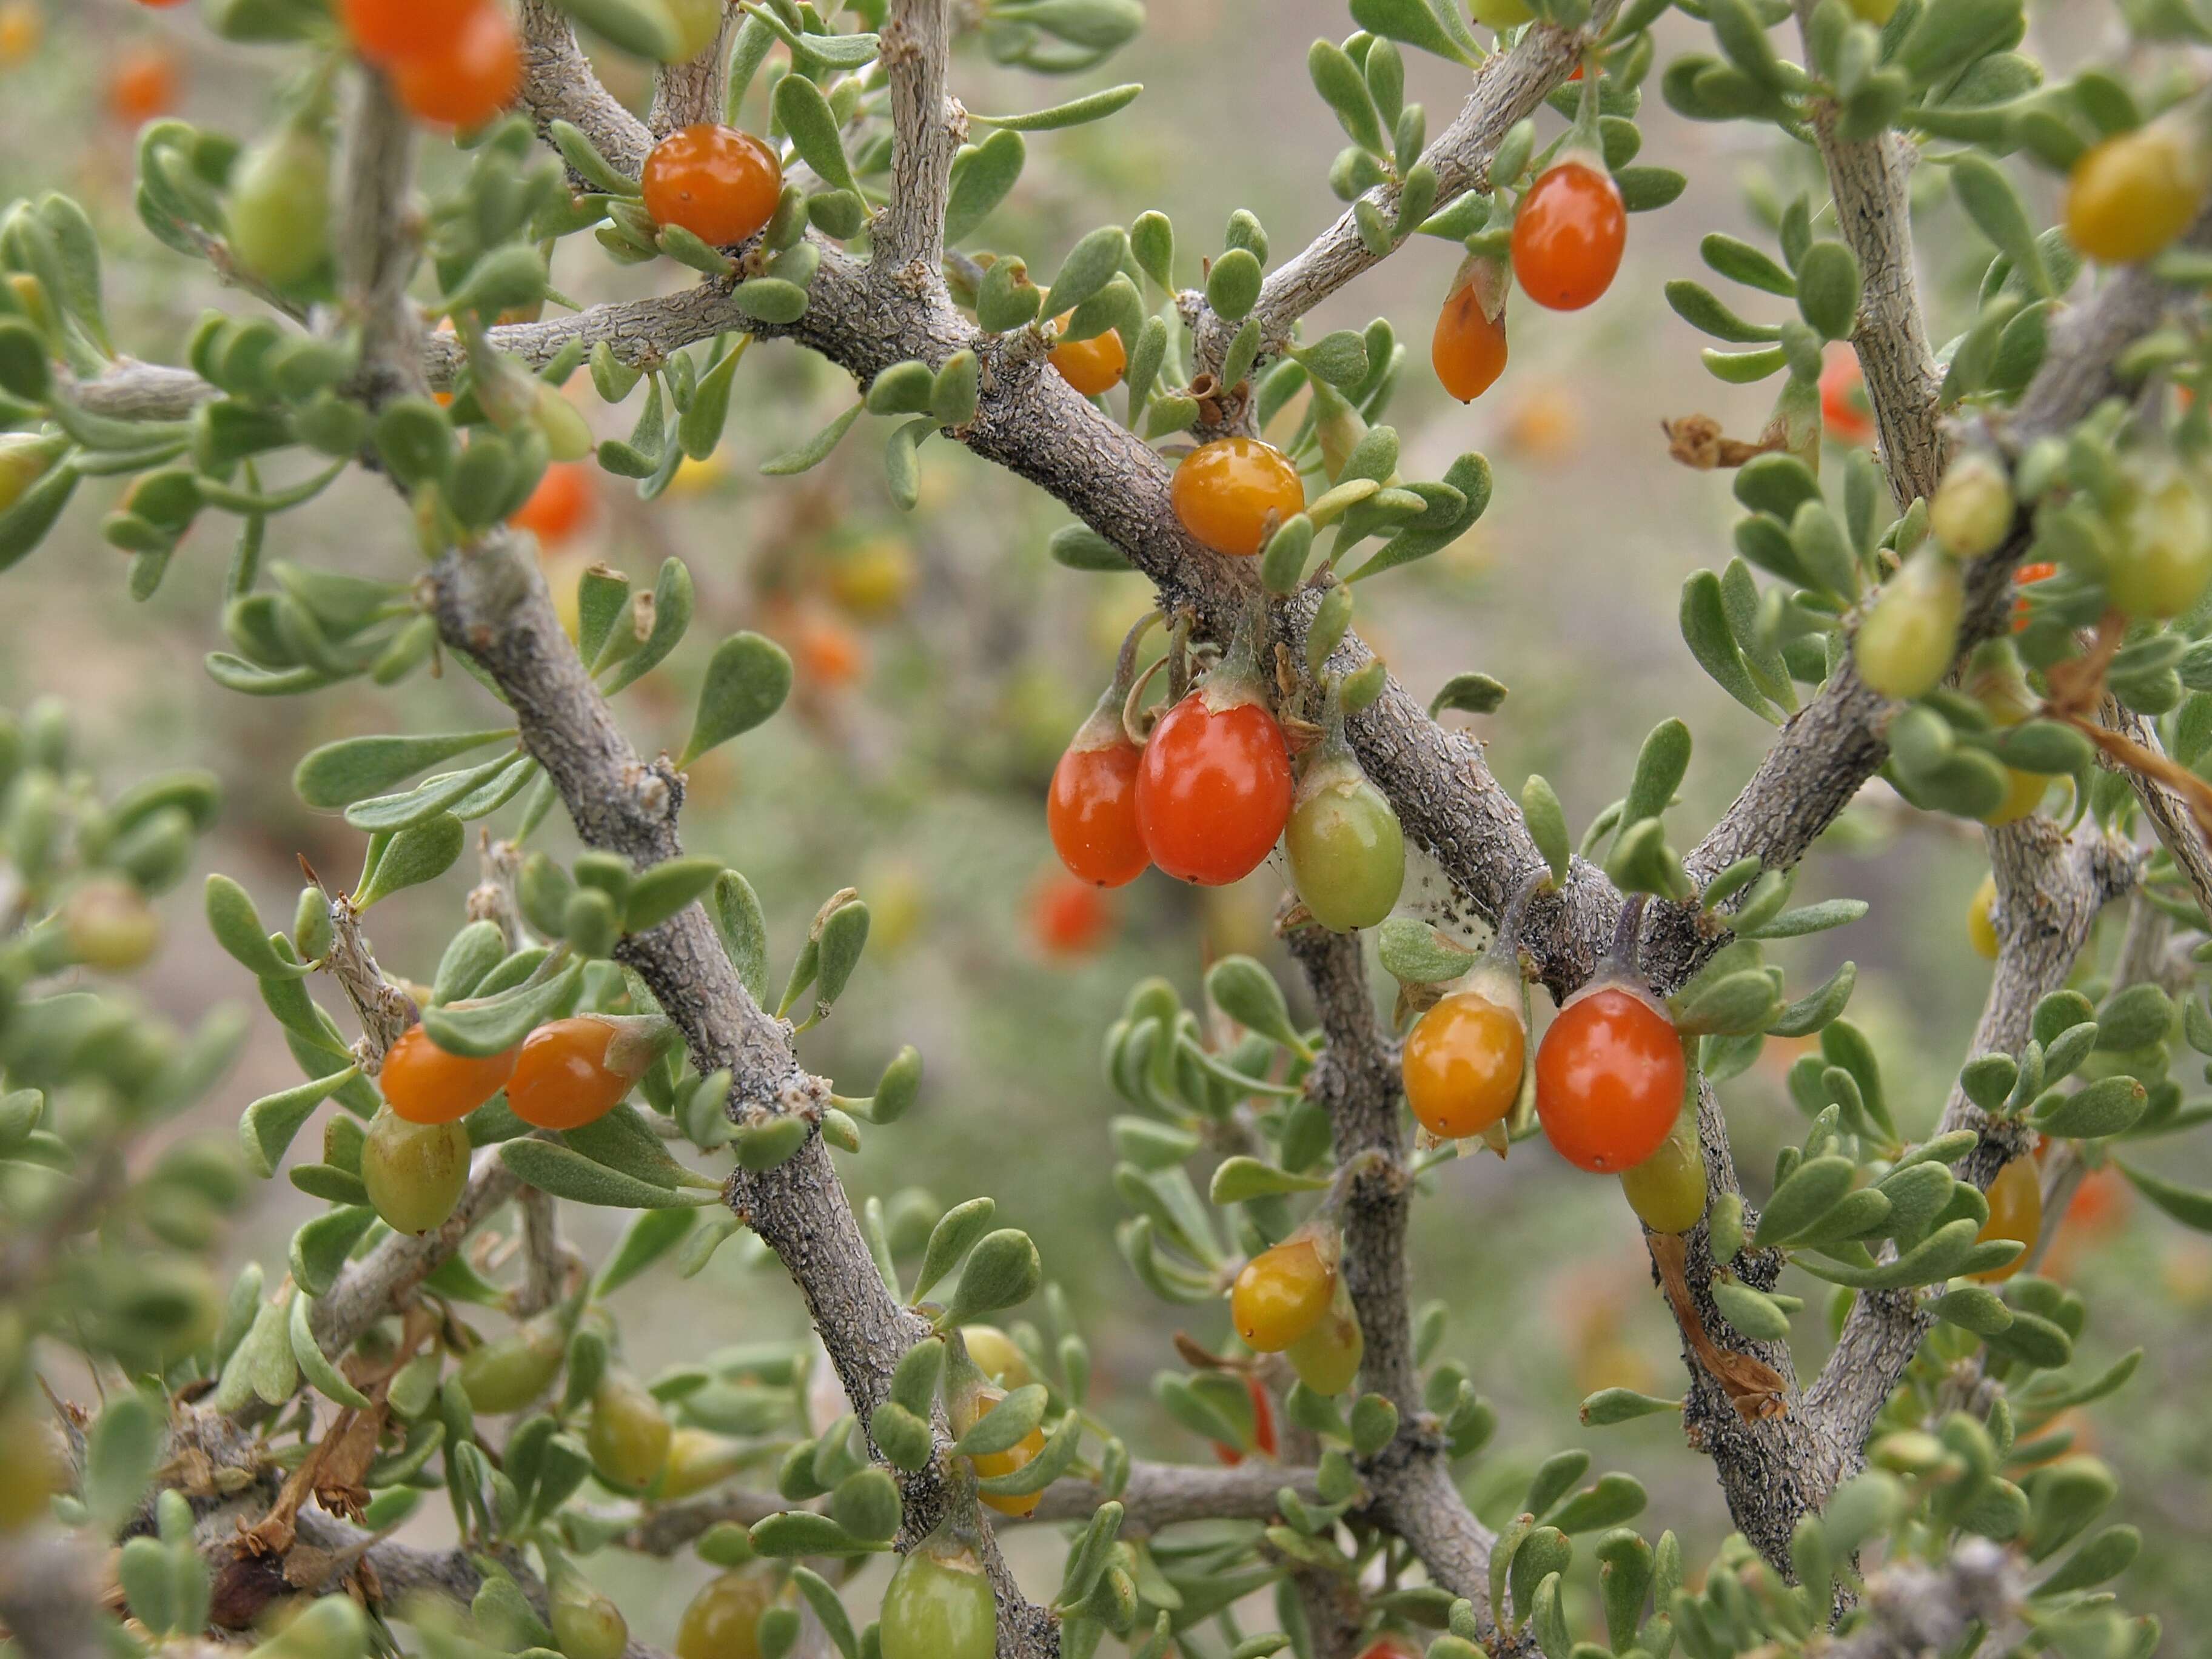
[1286,695,1405,932]
[1170,436,1305,558]
[1432,255,1509,403]
[505,1016,652,1131]
[380,1024,520,1124]
[392,4,520,129]
[1135,617,1293,887]
[360,1105,472,1235]
[642,124,783,249]
[1230,1227,1337,1353]
[1971,1155,2042,1284]
[2065,119,2210,266]
[1533,982,1686,1174]
[1048,311,1127,397]
[1401,973,1526,1142]
[1510,156,1626,312]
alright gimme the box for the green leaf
[712,871,770,1005]
[420,957,584,1059]
[913,1198,995,1304]
[1580,1388,1683,1426]
[761,403,863,475]
[972,83,1144,130]
[499,1138,713,1208]
[2116,1160,2212,1231]
[239,1068,356,1179]
[773,73,858,196]
[1376,916,1478,985]
[554,0,683,59]
[944,130,1026,244]
[624,857,726,934]
[1951,153,2050,297]
[1043,225,1132,320]
[953,1384,1048,1456]
[85,1392,164,1535]
[1208,1156,1332,1204]
[601,557,695,694]
[293,729,512,810]
[290,1289,372,1410]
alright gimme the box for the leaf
[681,633,791,766]
[292,729,512,809]
[2116,1160,2212,1231]
[1682,568,1780,722]
[601,557,695,694]
[239,1068,357,1178]
[1580,1388,1683,1426]
[289,1205,376,1296]
[973,1406,1081,1495]
[565,1101,698,1191]
[498,1138,713,1208]
[953,1384,1048,1456]
[421,958,583,1059]
[1208,1156,1332,1204]
[943,129,1025,244]
[972,83,1143,130]
[773,74,858,195]
[762,403,863,475]
[624,856,726,934]
[1741,899,1868,939]
[712,871,769,1004]
[1376,917,1476,985]
[290,1289,372,1410]
[204,874,308,979]
[85,1392,164,1535]
[344,752,518,833]
[912,1196,996,1304]
[350,814,467,910]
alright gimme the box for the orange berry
[341,0,486,64]
[642,124,783,248]
[796,613,864,686]
[1820,346,1874,447]
[506,1017,643,1131]
[1510,159,1625,311]
[1431,266,1508,403]
[1170,437,1305,558]
[1049,312,1127,397]
[1230,1233,1334,1353]
[509,461,597,546]
[959,1386,1048,1518]
[1402,985,1524,1140]
[1032,871,1113,957]
[393,4,520,129]
[1533,985,1685,1174]
[108,45,178,124]
[1970,1156,2042,1284]
[381,1025,521,1125]
[0,3,44,69]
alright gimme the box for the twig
[877,0,959,276]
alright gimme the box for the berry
[2066,121,2209,266]
[341,0,484,65]
[2011,560,2057,633]
[880,1537,996,1659]
[0,435,62,515]
[509,461,597,546]
[1230,1232,1335,1352]
[1970,1155,2042,1284]
[677,1567,782,1659]
[1968,874,1999,961]
[0,2,45,69]
[506,1017,647,1131]
[392,5,520,129]
[0,1393,59,1532]
[643,124,783,248]
[1049,312,1127,397]
[549,1571,629,1659]
[1819,346,1873,447]
[1402,983,1526,1141]
[1170,437,1305,558]
[360,1106,472,1235]
[380,1024,520,1125]
[1048,728,1148,888]
[586,1370,674,1493]
[1510,159,1626,312]
[61,879,161,971]
[959,1385,1047,1517]
[109,45,178,124]
[665,0,728,59]
[1618,1107,1708,1235]
[1286,746,1404,932]
[659,1428,748,1499]
[1533,985,1686,1174]
[455,1308,568,1412]
[794,611,865,686]
[1930,451,2014,560]
[1285,1283,1363,1395]
[1845,0,1898,19]
[1033,871,1114,957]
[2107,468,2212,620]
[1431,261,1509,403]
[961,1324,1035,1390]
[1355,1639,1424,1659]
[1854,548,1963,700]
[1136,655,1293,887]
[226,126,333,291]
[1469,0,1533,22]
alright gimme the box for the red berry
[108,45,178,124]
[1432,264,1509,403]
[392,4,520,128]
[642,124,784,248]
[342,0,486,65]
[1533,985,1685,1173]
[509,461,596,546]
[1048,732,1147,888]
[1032,872,1113,957]
[1135,688,1292,887]
[1510,159,1625,312]
[1820,346,1874,447]
[381,1025,521,1125]
[1211,1372,1278,1465]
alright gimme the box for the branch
[1282,923,1529,1655]
[2104,704,2212,922]
[517,0,653,177]
[876,0,959,275]
[0,1534,107,1659]
[337,73,428,406]
[512,1185,568,1317]
[309,1152,523,1358]
[1190,4,1621,379]
[649,4,737,135]
[1825,1538,2020,1659]
[1792,2,1943,508]
[1804,820,2140,1453]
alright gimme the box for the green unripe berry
[1854,549,1963,699]
[359,1107,471,1236]
[1930,451,2014,560]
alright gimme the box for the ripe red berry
[1533,984,1686,1173]
[1170,437,1305,558]
[1820,346,1874,447]
[1135,679,1292,887]
[642,124,784,248]
[1032,871,1113,957]
[1510,158,1625,312]
[392,4,520,129]
[1048,730,1147,888]
[341,0,484,66]
[509,461,597,546]
[506,1017,646,1131]
[381,1025,520,1125]
[1431,258,1509,403]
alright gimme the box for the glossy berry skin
[1432,276,1508,403]
[1618,1110,1708,1235]
[961,1386,1048,1518]
[676,1567,779,1659]
[455,1309,567,1413]
[509,461,595,545]
[1212,1371,1279,1465]
[1403,987,1524,1141]
[1968,874,2000,961]
[1048,736,1148,887]
[588,1372,674,1493]
[1971,1156,2043,1284]
[2066,124,2208,266]
[1287,768,1404,932]
[393,5,520,129]
[1510,161,1626,312]
[2107,472,2212,620]
[643,124,783,247]
[1533,987,1686,1174]
[1354,1639,1424,1659]
[1170,437,1305,558]
[665,0,727,58]
[360,1107,472,1235]
[1819,346,1873,447]
[549,1574,628,1659]
[1033,872,1113,957]
[341,0,483,65]
[1230,1235,1333,1353]
[961,1324,1035,1389]
[225,129,332,290]
[380,1024,520,1124]
[506,1017,641,1131]
[880,1541,997,1659]
[1050,313,1127,397]
[1136,693,1293,886]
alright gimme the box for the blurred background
[4,0,2208,1646]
